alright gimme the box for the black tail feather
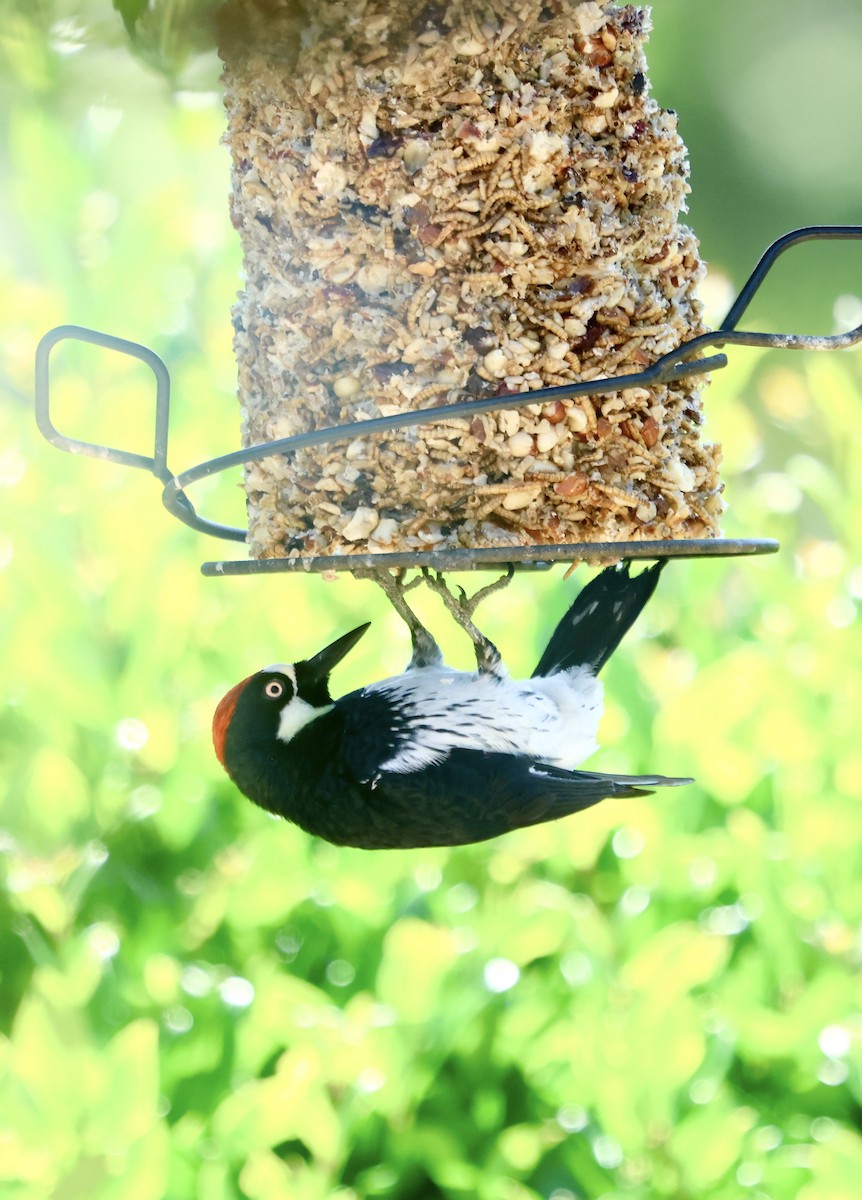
[518,763,693,829]
[532,560,666,678]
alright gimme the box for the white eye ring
[264,679,285,700]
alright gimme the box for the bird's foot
[421,566,514,674]
[356,568,443,669]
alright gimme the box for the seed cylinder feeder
[219,0,723,563]
[34,6,862,578]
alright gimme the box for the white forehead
[262,663,296,686]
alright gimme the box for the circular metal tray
[201,537,779,575]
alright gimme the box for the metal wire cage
[34,225,862,574]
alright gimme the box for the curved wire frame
[35,225,862,572]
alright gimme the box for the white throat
[277,697,332,744]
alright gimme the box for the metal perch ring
[34,225,862,573]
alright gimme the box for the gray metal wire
[34,224,862,572]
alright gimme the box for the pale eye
[264,679,285,700]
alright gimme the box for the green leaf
[85,1020,161,1151]
[670,1096,750,1191]
[376,917,458,1023]
[112,0,151,36]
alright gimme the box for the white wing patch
[369,665,603,774]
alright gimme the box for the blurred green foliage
[2,2,862,1198]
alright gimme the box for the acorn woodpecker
[212,561,691,849]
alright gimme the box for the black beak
[303,623,370,683]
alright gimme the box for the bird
[212,560,692,849]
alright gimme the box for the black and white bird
[213,561,691,849]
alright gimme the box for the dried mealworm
[407,281,435,333]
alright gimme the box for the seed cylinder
[219,0,723,560]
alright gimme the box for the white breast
[369,665,603,774]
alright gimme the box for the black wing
[350,747,691,849]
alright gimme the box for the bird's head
[212,623,370,768]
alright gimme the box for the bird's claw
[421,566,513,675]
[355,568,442,670]
[356,564,514,675]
